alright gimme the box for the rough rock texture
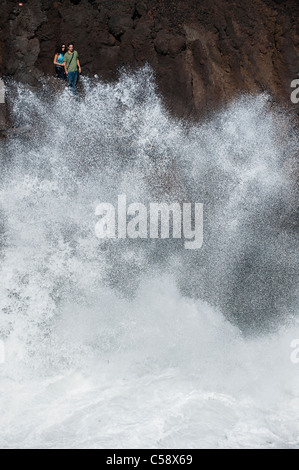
[0,0,298,120]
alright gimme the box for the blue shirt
[57,53,64,64]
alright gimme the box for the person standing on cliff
[53,44,67,80]
[63,43,81,95]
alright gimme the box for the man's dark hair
[68,42,75,47]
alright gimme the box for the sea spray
[0,67,298,448]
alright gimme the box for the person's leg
[60,68,66,81]
[67,71,74,89]
[59,67,66,80]
[67,72,78,95]
[72,71,78,95]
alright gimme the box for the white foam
[0,68,298,448]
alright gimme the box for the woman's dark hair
[55,43,66,54]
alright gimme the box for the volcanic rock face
[0,0,298,118]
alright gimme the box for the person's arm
[77,57,81,74]
[64,60,68,76]
[53,53,60,66]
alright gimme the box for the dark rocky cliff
[0,0,298,119]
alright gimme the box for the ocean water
[0,67,298,448]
